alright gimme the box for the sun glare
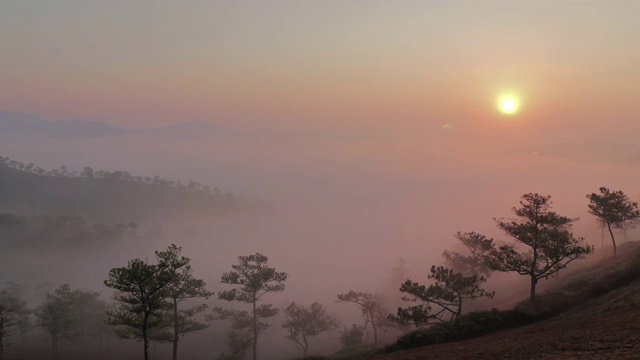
[497,95,520,115]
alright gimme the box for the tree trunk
[302,333,308,359]
[0,314,3,360]
[607,222,617,257]
[529,276,537,303]
[531,219,540,304]
[252,298,257,360]
[19,313,25,347]
[369,310,378,344]
[143,312,150,360]
[172,299,179,360]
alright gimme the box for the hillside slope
[376,244,640,359]
[377,281,640,359]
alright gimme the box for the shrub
[340,324,365,349]
[331,344,382,360]
[386,309,539,352]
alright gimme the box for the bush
[340,324,365,349]
[386,309,539,352]
[331,344,382,360]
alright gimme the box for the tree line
[0,155,227,196]
[0,156,241,223]
[391,188,638,328]
[0,213,141,250]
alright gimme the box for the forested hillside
[0,156,241,223]
[0,213,143,250]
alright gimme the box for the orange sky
[1,1,639,139]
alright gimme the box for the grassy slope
[376,284,640,359]
[371,241,640,359]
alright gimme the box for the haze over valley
[2,2,640,359]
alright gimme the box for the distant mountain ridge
[0,111,238,138]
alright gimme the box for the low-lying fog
[1,121,639,358]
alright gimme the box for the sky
[1,1,639,135]
[2,1,640,293]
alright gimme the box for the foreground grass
[385,309,541,353]
[290,344,382,360]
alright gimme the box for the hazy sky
[2,1,639,136]
[2,1,640,256]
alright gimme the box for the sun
[497,95,520,115]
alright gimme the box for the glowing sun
[497,95,520,115]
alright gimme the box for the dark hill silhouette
[0,156,239,223]
[0,111,48,132]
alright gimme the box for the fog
[1,117,638,358]
[2,1,640,358]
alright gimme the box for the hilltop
[0,155,247,223]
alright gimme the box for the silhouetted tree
[34,284,102,358]
[443,232,495,277]
[157,249,211,360]
[489,193,594,303]
[337,291,388,344]
[0,289,20,360]
[390,265,492,327]
[340,324,365,349]
[92,302,115,354]
[15,303,31,348]
[104,244,189,360]
[616,216,638,243]
[1,283,31,348]
[81,166,94,178]
[282,302,338,358]
[587,187,640,256]
[72,293,108,355]
[210,253,287,360]
[387,258,411,292]
[208,309,254,360]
